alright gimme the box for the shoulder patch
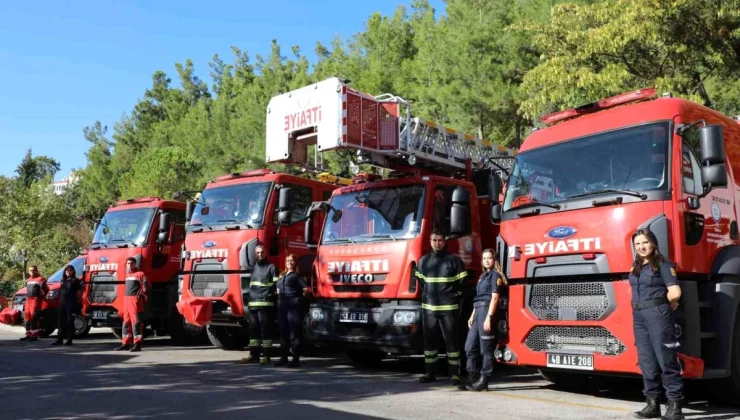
[497,278,502,286]
[670,267,676,276]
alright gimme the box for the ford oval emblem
[547,226,577,239]
[99,256,109,263]
[203,241,216,248]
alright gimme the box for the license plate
[92,311,108,320]
[546,353,594,371]
[13,304,23,312]
[339,311,369,323]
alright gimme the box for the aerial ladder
[266,77,516,177]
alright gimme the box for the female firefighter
[51,265,82,346]
[630,228,684,420]
[275,254,310,368]
[459,248,505,392]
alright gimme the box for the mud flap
[176,298,213,327]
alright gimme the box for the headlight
[503,349,513,362]
[393,311,416,325]
[311,308,324,320]
[47,290,59,299]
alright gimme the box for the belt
[279,295,301,300]
[473,300,491,308]
[632,298,668,310]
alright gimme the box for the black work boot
[466,375,490,392]
[458,373,479,391]
[129,343,142,352]
[288,356,300,368]
[634,397,661,419]
[661,400,684,420]
[115,344,131,351]
[19,336,29,342]
[239,353,259,364]
[63,340,73,346]
[419,374,436,383]
[274,358,289,367]
[51,339,63,346]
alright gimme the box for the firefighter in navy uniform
[52,265,82,346]
[116,257,149,352]
[630,229,684,420]
[275,254,310,368]
[415,229,467,385]
[239,245,278,365]
[20,265,49,342]
[459,248,504,392]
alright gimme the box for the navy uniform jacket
[628,260,677,303]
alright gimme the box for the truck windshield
[503,122,670,211]
[192,182,271,228]
[321,184,425,244]
[92,208,156,246]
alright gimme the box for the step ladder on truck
[265,77,516,366]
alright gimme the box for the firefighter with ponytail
[459,248,505,391]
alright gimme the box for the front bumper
[307,300,424,354]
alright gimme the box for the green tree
[119,146,201,199]
[14,149,60,187]
[516,0,740,120]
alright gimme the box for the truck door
[271,183,314,272]
[431,182,479,274]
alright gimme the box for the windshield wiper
[216,219,254,229]
[509,201,561,211]
[568,189,647,200]
[360,233,398,242]
[110,239,137,248]
[325,237,356,245]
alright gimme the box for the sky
[0,0,444,181]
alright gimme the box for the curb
[0,322,25,334]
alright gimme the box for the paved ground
[1,324,738,420]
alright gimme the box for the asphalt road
[1,325,738,420]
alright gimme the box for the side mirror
[304,215,315,247]
[185,201,193,223]
[490,204,502,222]
[278,188,294,226]
[246,240,258,267]
[331,209,343,224]
[157,213,170,244]
[489,173,503,205]
[698,124,728,191]
[449,187,470,236]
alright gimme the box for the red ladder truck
[489,88,740,402]
[82,197,205,345]
[176,170,342,350]
[265,77,516,365]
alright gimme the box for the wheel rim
[73,315,87,333]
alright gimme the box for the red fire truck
[176,170,339,350]
[265,78,515,365]
[83,197,205,345]
[490,88,740,401]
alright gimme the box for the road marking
[492,392,631,413]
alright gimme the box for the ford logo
[99,256,108,263]
[203,241,216,248]
[547,226,577,239]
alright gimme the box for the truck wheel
[713,310,740,405]
[347,349,386,368]
[110,328,122,339]
[206,325,249,350]
[73,316,91,338]
[168,308,207,346]
[538,369,591,391]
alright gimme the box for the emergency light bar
[540,88,658,125]
[114,197,163,206]
[212,169,275,183]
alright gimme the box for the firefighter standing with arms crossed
[20,265,49,342]
[116,257,149,352]
[240,245,278,365]
[415,229,467,385]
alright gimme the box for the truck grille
[529,282,610,321]
[190,263,227,297]
[338,301,381,309]
[89,274,116,304]
[524,326,626,356]
[333,285,385,293]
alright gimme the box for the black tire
[168,308,208,346]
[713,310,740,405]
[110,328,122,339]
[206,325,249,350]
[73,315,91,338]
[347,348,386,368]
[538,369,592,391]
